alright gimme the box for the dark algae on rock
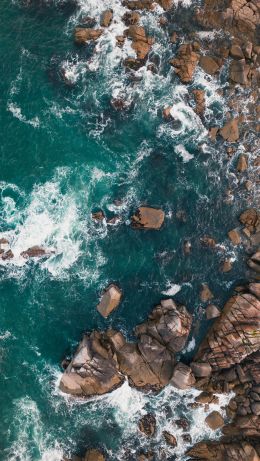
[0,0,259,460]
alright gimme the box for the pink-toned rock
[74,28,103,44]
[131,207,165,230]
[97,284,122,318]
[219,118,240,142]
[170,43,199,83]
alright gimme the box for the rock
[156,0,173,10]
[205,411,224,430]
[228,229,241,245]
[183,240,192,255]
[84,449,105,461]
[1,249,14,260]
[193,89,205,115]
[200,236,216,248]
[122,0,154,10]
[251,402,260,416]
[230,44,244,59]
[115,35,125,47]
[195,293,260,370]
[208,127,219,141]
[170,43,199,83]
[135,298,192,353]
[249,283,260,299]
[126,26,154,60]
[59,332,124,397]
[182,433,192,443]
[97,284,122,318]
[239,209,259,233]
[92,210,105,221]
[131,207,165,230]
[170,362,196,390]
[111,97,129,110]
[20,246,51,258]
[162,106,173,119]
[220,258,233,273]
[138,414,156,436]
[123,57,143,70]
[219,118,239,142]
[205,304,221,320]
[195,392,219,405]
[230,59,250,85]
[100,9,113,27]
[74,28,103,44]
[237,154,248,172]
[243,41,253,59]
[122,11,140,25]
[200,284,213,303]
[163,431,177,447]
[187,441,260,461]
[199,55,221,75]
[170,31,178,43]
[248,252,260,273]
[191,362,212,378]
[175,417,190,430]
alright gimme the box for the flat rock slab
[131,207,165,229]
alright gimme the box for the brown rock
[191,362,212,377]
[100,9,113,27]
[187,441,260,461]
[97,284,122,318]
[122,0,154,10]
[193,89,205,115]
[200,236,216,248]
[1,249,14,260]
[220,258,233,273]
[170,43,199,83]
[228,229,241,245]
[84,449,105,461]
[195,293,260,370]
[219,118,239,142]
[237,154,248,172]
[131,207,165,230]
[248,252,260,273]
[195,392,219,405]
[208,127,218,141]
[230,44,244,59]
[199,55,221,75]
[249,283,260,300]
[205,411,224,430]
[163,431,177,447]
[205,304,221,320]
[239,209,259,232]
[156,0,173,10]
[170,362,196,390]
[200,284,213,303]
[126,25,154,60]
[138,414,156,436]
[230,59,250,85]
[92,210,105,221]
[74,28,103,44]
[20,246,51,258]
[122,11,140,25]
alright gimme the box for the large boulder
[135,298,192,353]
[219,118,239,142]
[199,55,221,75]
[170,43,199,83]
[230,59,251,85]
[126,26,154,60]
[195,293,260,370]
[170,362,196,389]
[131,207,165,230]
[205,411,224,430]
[59,332,124,397]
[97,284,122,318]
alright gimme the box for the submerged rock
[97,284,122,318]
[131,207,165,230]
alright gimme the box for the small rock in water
[1,249,14,260]
[182,433,192,443]
[183,240,191,254]
[205,411,224,430]
[20,246,51,258]
[92,210,105,221]
[131,206,165,230]
[138,414,156,437]
[219,118,239,142]
[175,417,190,430]
[74,28,103,44]
[220,258,233,272]
[200,236,216,248]
[100,9,113,27]
[205,304,221,319]
[97,284,122,318]
[163,430,177,447]
[228,229,241,245]
[200,283,213,303]
[237,154,248,172]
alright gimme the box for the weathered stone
[205,411,224,430]
[163,431,177,447]
[249,283,260,300]
[239,209,259,232]
[170,43,199,83]
[219,118,239,142]
[199,55,221,75]
[170,362,196,390]
[74,28,103,44]
[200,284,214,303]
[206,304,221,320]
[131,207,165,230]
[230,44,244,59]
[138,414,156,436]
[191,362,212,378]
[237,154,248,172]
[228,229,241,245]
[230,59,250,85]
[97,284,122,318]
[100,9,113,27]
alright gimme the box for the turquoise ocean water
[0,1,254,459]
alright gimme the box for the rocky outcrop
[60,298,192,395]
[187,441,260,461]
[97,284,122,318]
[195,293,260,370]
[170,43,200,83]
[219,118,240,142]
[131,207,165,230]
[125,25,154,60]
[74,28,103,44]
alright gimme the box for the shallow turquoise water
[0,1,252,460]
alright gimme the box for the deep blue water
[0,1,254,460]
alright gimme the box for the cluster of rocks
[0,240,53,261]
[92,206,165,230]
[228,208,260,249]
[59,298,192,396]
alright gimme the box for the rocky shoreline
[58,0,260,458]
